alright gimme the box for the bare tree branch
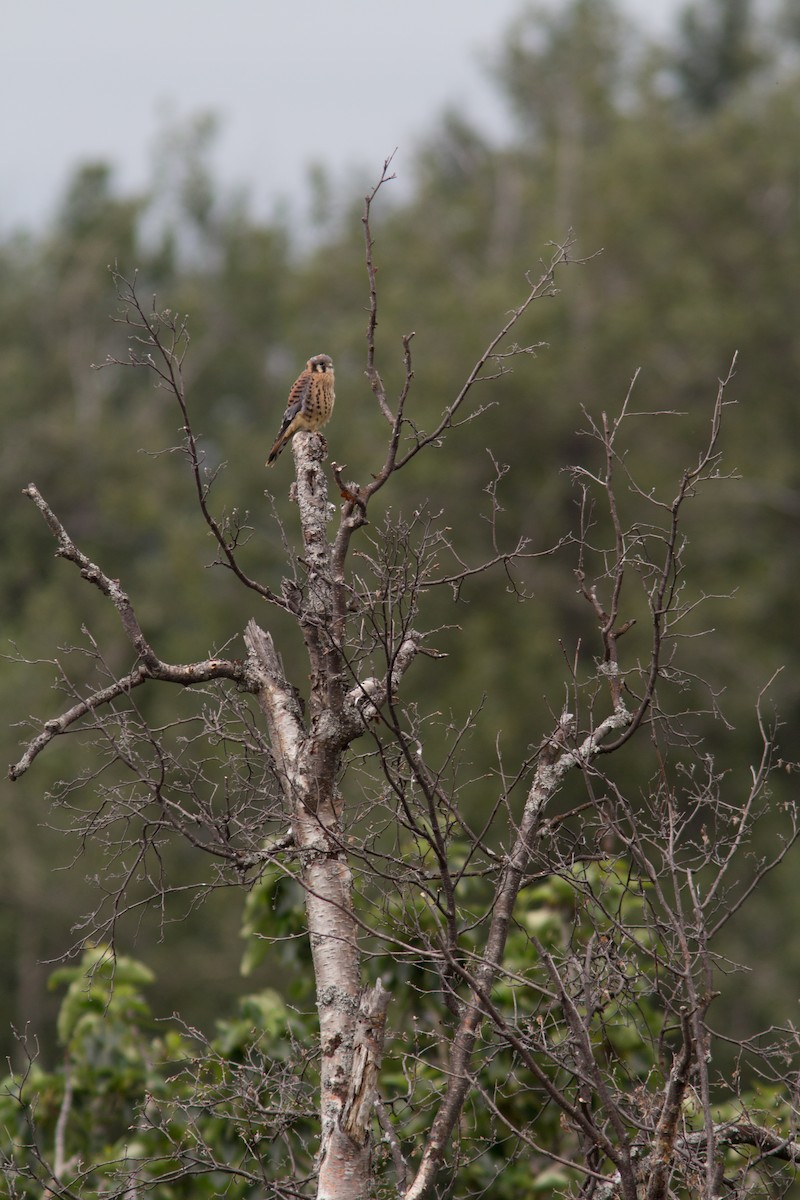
[8,484,251,781]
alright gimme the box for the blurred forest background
[2,0,800,1063]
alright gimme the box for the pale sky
[1,0,683,234]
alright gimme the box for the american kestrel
[266,353,335,465]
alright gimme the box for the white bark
[245,432,397,1200]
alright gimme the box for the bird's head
[308,353,334,374]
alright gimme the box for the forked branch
[9,484,252,781]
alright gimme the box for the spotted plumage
[266,353,335,465]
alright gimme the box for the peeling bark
[245,432,391,1200]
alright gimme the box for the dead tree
[8,163,800,1200]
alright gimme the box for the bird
[266,353,335,465]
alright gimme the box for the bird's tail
[266,435,288,466]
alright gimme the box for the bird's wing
[276,371,312,436]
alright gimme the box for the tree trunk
[244,431,380,1200]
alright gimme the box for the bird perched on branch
[266,353,335,465]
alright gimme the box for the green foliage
[239,865,310,984]
[671,0,765,112]
[1,948,190,1198]
[0,946,321,1198]
[50,946,154,1052]
[493,0,626,143]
